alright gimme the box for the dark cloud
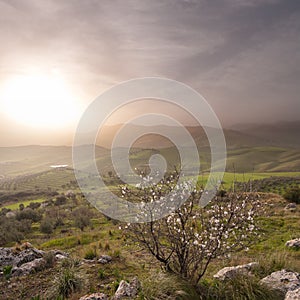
[0,0,299,144]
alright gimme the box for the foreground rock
[98,255,112,264]
[79,293,108,300]
[284,203,297,212]
[0,243,68,277]
[285,287,300,300]
[260,270,300,294]
[113,277,141,299]
[285,239,300,249]
[213,262,258,280]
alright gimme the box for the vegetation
[0,163,299,299]
[122,173,263,285]
[284,186,300,204]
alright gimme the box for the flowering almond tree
[121,173,262,285]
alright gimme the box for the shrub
[16,208,42,222]
[51,266,83,299]
[284,186,300,204]
[55,195,67,206]
[43,251,56,268]
[98,268,107,280]
[3,265,13,280]
[72,206,92,231]
[84,248,97,260]
[40,218,54,234]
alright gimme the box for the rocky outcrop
[213,262,258,280]
[285,239,300,249]
[0,243,68,277]
[79,293,108,300]
[12,258,45,276]
[113,277,140,299]
[260,270,300,294]
[285,287,300,300]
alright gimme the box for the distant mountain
[0,121,299,177]
[229,121,300,148]
[96,124,268,149]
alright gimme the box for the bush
[3,265,13,280]
[284,186,300,204]
[55,195,67,206]
[16,208,42,222]
[50,266,83,299]
[40,218,54,234]
[84,247,97,260]
[72,206,92,231]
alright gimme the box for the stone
[113,277,140,299]
[0,247,44,269]
[12,258,45,276]
[98,255,112,264]
[260,270,300,294]
[286,239,300,249]
[284,203,297,211]
[55,254,68,260]
[79,293,108,300]
[285,287,300,300]
[213,262,258,280]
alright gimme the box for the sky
[0,0,299,146]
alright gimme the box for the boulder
[0,247,44,269]
[260,270,300,294]
[285,287,300,300]
[213,262,258,280]
[98,255,112,264]
[79,293,108,300]
[286,239,300,249]
[12,258,45,276]
[113,277,140,299]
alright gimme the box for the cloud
[0,0,299,144]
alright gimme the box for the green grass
[196,171,300,189]
[2,198,45,210]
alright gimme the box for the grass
[2,198,45,210]
[195,171,300,189]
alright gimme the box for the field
[0,143,300,299]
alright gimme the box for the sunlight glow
[0,72,81,128]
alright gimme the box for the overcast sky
[0,0,299,145]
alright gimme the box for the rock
[55,254,68,260]
[113,277,140,299]
[285,287,300,300]
[260,270,300,294]
[98,255,112,264]
[213,262,258,280]
[49,249,69,257]
[286,239,300,249]
[12,258,45,276]
[79,293,108,300]
[0,247,44,269]
[5,211,16,218]
[284,203,297,212]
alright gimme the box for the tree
[72,206,92,231]
[121,173,262,285]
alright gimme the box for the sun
[0,71,81,128]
